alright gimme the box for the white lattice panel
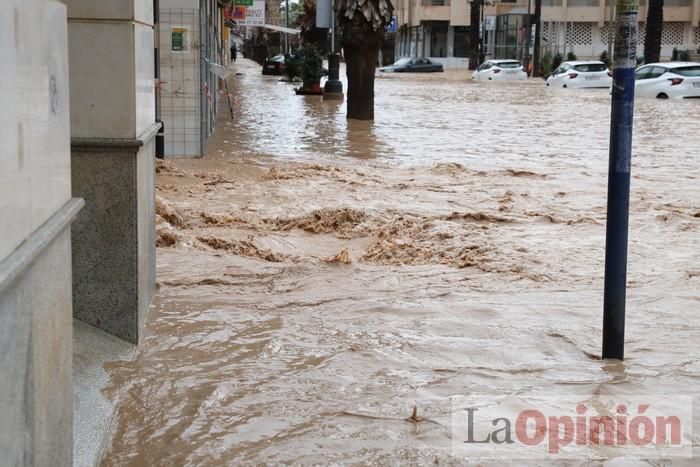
[694,27,700,45]
[601,22,611,45]
[637,22,646,46]
[566,22,592,45]
[661,22,684,45]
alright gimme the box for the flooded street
[103,59,700,465]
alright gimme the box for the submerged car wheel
[656,93,669,99]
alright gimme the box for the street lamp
[285,0,289,54]
[324,0,343,95]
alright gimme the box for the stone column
[0,1,83,465]
[61,0,158,343]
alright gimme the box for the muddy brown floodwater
[102,60,700,466]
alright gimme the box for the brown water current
[103,60,700,465]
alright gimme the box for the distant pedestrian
[230,44,237,62]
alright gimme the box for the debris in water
[156,196,185,228]
[197,235,287,262]
[325,249,352,264]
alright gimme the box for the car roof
[490,59,520,63]
[639,61,700,68]
[564,60,605,66]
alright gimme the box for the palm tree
[336,0,394,120]
[644,0,663,64]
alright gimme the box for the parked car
[379,57,444,73]
[262,55,285,75]
[262,54,329,77]
[546,61,612,88]
[634,62,700,99]
[472,60,527,81]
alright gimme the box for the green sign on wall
[234,0,254,5]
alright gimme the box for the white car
[546,61,612,88]
[634,62,700,99]
[473,60,527,81]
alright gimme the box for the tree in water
[336,0,394,120]
[468,0,480,70]
[644,0,663,64]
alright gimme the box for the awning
[262,24,301,35]
[205,60,233,80]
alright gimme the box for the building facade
[2,0,161,464]
[394,0,700,67]
[395,0,473,69]
[159,0,224,158]
[1,1,81,465]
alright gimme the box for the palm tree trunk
[469,0,480,70]
[532,0,542,77]
[645,0,663,64]
[342,25,383,120]
[344,44,379,120]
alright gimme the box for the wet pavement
[102,59,700,465]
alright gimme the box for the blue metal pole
[602,0,639,360]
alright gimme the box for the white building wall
[1,2,79,466]
[0,0,72,260]
[543,21,700,60]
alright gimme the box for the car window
[635,66,651,80]
[573,63,607,72]
[562,64,571,71]
[478,63,492,71]
[670,65,700,77]
[552,67,563,75]
[649,66,667,78]
[394,58,412,66]
[496,62,521,69]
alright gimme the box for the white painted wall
[61,0,155,139]
[58,0,153,24]
[0,0,72,260]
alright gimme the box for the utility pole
[602,0,639,361]
[524,0,532,74]
[607,0,616,60]
[285,0,290,54]
[532,0,541,76]
[479,0,485,64]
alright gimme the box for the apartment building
[394,0,700,68]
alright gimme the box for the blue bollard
[602,0,639,360]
